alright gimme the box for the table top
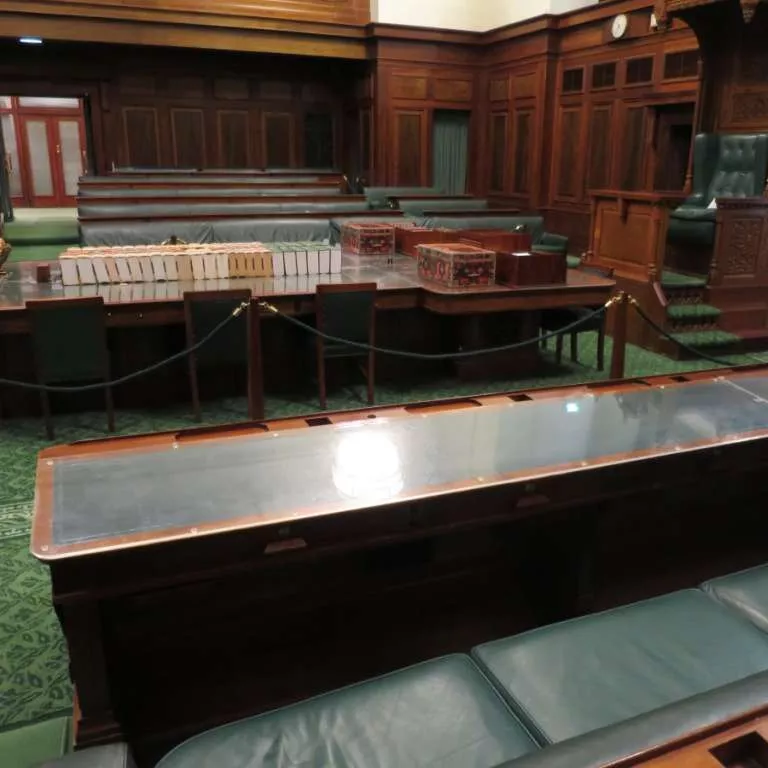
[32,369,768,561]
[0,256,613,312]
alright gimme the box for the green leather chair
[667,133,768,248]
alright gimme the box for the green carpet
[0,330,761,737]
[3,219,79,245]
[8,244,68,264]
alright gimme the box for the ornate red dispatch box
[416,243,496,288]
[341,222,395,256]
[395,225,454,257]
[495,249,567,287]
[458,229,532,253]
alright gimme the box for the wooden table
[31,366,768,762]
[0,256,613,414]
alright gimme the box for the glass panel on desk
[50,377,768,548]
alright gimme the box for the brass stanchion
[609,292,629,379]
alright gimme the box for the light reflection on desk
[44,374,768,555]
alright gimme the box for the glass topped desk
[32,369,768,561]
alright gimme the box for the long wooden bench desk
[79,179,344,191]
[30,367,768,761]
[76,208,400,224]
[76,194,366,207]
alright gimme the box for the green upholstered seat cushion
[471,590,768,745]
[667,217,716,247]
[703,564,768,634]
[496,670,768,768]
[155,655,539,768]
[39,743,136,768]
[669,206,716,223]
[0,716,72,768]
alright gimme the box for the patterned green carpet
[0,330,763,738]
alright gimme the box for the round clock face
[612,13,628,38]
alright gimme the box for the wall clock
[611,13,629,39]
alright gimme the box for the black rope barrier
[0,301,250,393]
[258,299,611,361]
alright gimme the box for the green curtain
[432,111,469,195]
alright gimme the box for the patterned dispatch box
[495,249,567,287]
[395,225,454,257]
[341,222,395,256]
[458,229,532,254]
[416,242,496,288]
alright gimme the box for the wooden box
[396,225,454,257]
[416,243,496,288]
[458,229,532,254]
[496,249,567,287]
[341,222,395,256]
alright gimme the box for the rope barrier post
[609,292,628,380]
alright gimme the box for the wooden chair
[26,297,115,440]
[540,265,614,372]
[183,290,264,421]
[315,283,377,410]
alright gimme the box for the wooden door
[19,114,85,206]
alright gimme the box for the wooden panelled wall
[0,45,366,174]
[372,7,700,249]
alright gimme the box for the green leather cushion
[80,221,214,247]
[155,655,539,768]
[212,219,332,244]
[669,207,716,223]
[0,716,72,768]
[496,670,768,768]
[397,199,488,215]
[703,564,768,634]
[472,590,768,745]
[39,743,135,768]
[667,217,716,247]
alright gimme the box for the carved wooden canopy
[656,0,764,26]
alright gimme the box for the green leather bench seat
[471,589,768,746]
[421,216,569,255]
[77,201,369,219]
[397,198,488,215]
[497,670,768,768]
[80,175,326,186]
[78,187,343,198]
[364,186,443,209]
[703,564,768,634]
[80,218,332,247]
[80,221,215,247]
[155,655,539,768]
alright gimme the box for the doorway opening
[1,96,89,210]
[432,110,470,195]
[652,102,695,191]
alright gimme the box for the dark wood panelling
[513,110,531,194]
[122,106,160,167]
[587,106,612,191]
[213,78,249,101]
[557,108,581,198]
[217,110,250,167]
[303,112,334,168]
[490,113,507,192]
[432,79,473,103]
[171,108,206,167]
[263,112,294,167]
[395,111,424,186]
[489,77,509,102]
[391,75,429,101]
[622,106,647,190]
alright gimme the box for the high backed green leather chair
[315,283,377,409]
[667,133,768,248]
[27,297,114,440]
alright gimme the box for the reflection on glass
[58,120,83,196]
[18,97,79,109]
[1,114,22,196]
[332,426,403,501]
[25,120,54,196]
